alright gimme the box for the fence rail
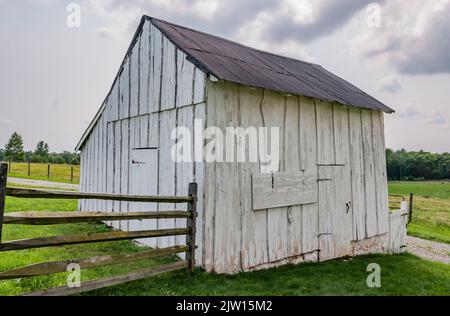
[0,163,198,296]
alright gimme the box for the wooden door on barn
[318,165,353,261]
[129,148,158,247]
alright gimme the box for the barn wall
[79,19,207,265]
[204,81,389,273]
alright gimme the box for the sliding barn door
[318,165,353,261]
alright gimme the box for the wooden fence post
[408,193,414,224]
[47,164,50,179]
[28,162,31,177]
[186,182,198,275]
[0,163,8,245]
[71,166,74,182]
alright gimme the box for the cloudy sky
[0,0,449,153]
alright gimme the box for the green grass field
[0,186,449,296]
[6,162,79,184]
[388,181,450,244]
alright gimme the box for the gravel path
[7,177,79,191]
[406,236,450,264]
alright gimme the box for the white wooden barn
[76,16,397,274]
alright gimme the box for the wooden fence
[6,161,79,183]
[0,163,197,296]
[388,193,413,225]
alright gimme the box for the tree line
[386,149,450,181]
[0,132,80,165]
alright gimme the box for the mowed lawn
[389,181,450,244]
[6,162,79,184]
[0,188,449,296]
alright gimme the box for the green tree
[0,149,4,161]
[4,132,25,162]
[34,141,49,157]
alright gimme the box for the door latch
[346,201,352,214]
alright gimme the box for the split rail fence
[0,163,198,296]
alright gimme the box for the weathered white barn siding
[79,18,390,274]
[79,19,207,265]
[203,80,389,273]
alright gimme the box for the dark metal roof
[148,16,394,113]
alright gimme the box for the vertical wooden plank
[158,110,177,248]
[194,102,205,266]
[176,50,195,107]
[175,106,194,255]
[87,132,93,211]
[139,21,150,115]
[121,119,130,230]
[106,123,115,223]
[285,96,303,257]
[113,121,122,230]
[148,24,162,113]
[130,35,140,118]
[349,108,366,240]
[119,59,130,119]
[100,116,106,211]
[160,38,177,110]
[299,97,319,259]
[316,101,335,165]
[128,117,140,232]
[261,90,288,263]
[96,119,102,211]
[193,68,206,104]
[148,113,159,148]
[139,115,149,147]
[372,111,389,235]
[334,104,350,166]
[332,104,353,256]
[108,84,119,122]
[203,80,217,272]
[318,167,335,261]
[239,87,268,270]
[361,110,377,238]
[210,81,241,273]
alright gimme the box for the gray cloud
[268,0,382,42]
[362,1,450,75]
[397,105,419,119]
[379,76,402,94]
[89,0,279,37]
[90,0,378,44]
[428,116,446,126]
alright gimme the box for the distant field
[5,162,79,184]
[389,181,450,200]
[389,181,450,244]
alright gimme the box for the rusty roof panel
[149,16,393,113]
